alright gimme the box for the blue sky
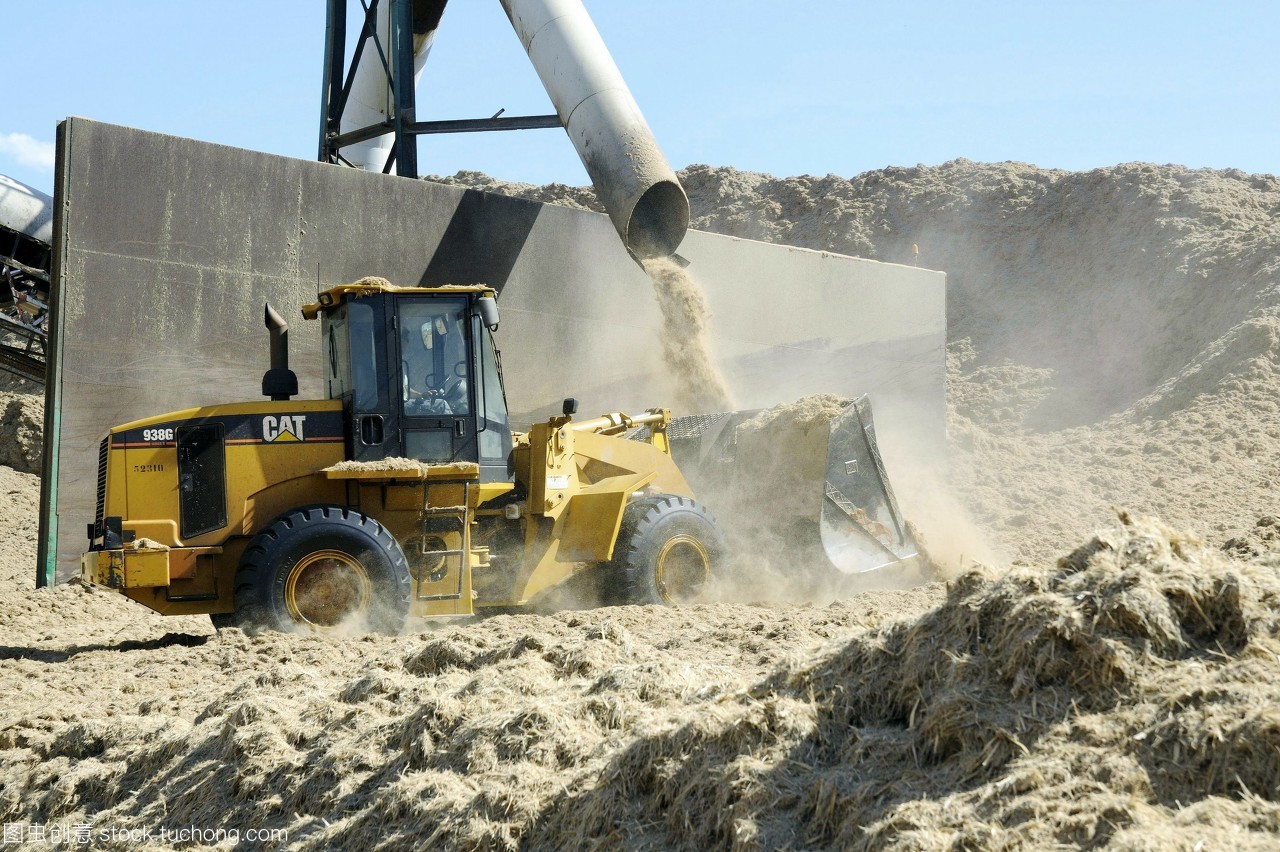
[4,0,1277,195]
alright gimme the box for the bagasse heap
[7,511,1278,850]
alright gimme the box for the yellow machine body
[82,283,698,625]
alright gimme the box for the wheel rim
[654,534,711,605]
[284,549,373,628]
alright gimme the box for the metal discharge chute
[499,0,689,259]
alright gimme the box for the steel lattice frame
[317,0,560,178]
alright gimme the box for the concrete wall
[41,118,945,581]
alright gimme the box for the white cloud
[0,133,56,171]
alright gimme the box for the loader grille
[95,435,108,530]
[667,412,734,441]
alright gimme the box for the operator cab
[307,282,513,482]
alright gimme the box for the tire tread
[212,504,410,633]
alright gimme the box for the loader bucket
[817,397,919,574]
[665,395,919,580]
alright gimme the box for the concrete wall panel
[41,119,945,582]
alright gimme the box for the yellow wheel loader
[81,279,916,632]
[81,280,728,632]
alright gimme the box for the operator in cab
[402,307,469,416]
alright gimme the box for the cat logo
[262,414,307,443]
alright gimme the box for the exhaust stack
[262,304,298,401]
[500,0,689,260]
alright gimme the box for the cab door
[323,298,395,463]
[396,296,478,465]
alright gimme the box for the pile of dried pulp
[3,161,1280,848]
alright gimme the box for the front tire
[218,505,411,633]
[602,495,726,606]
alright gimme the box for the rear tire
[217,505,411,634]
[602,495,726,606]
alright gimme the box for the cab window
[323,302,384,410]
[477,327,510,460]
[399,299,470,417]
